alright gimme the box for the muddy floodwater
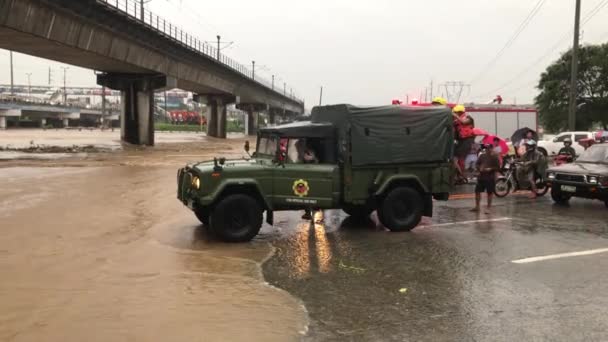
[0,131,307,342]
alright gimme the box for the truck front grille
[555,174,585,183]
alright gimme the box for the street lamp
[252,60,255,80]
[272,75,275,90]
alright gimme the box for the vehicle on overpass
[177,104,454,242]
[547,143,608,207]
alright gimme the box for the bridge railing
[97,0,304,104]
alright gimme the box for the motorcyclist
[557,137,576,162]
[520,140,546,199]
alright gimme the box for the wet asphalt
[261,191,608,341]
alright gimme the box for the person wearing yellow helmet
[431,97,447,106]
[452,104,476,184]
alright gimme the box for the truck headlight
[588,176,598,184]
[547,172,555,180]
[192,176,201,189]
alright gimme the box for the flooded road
[264,198,608,341]
[3,130,608,341]
[0,135,307,342]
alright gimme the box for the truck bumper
[549,181,608,200]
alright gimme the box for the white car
[537,131,594,156]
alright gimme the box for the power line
[469,0,547,85]
[472,0,608,100]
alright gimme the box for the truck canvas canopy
[259,121,335,138]
[311,104,454,166]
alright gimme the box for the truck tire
[537,147,548,157]
[209,194,263,242]
[194,207,210,226]
[551,187,571,204]
[377,187,423,232]
[342,204,374,219]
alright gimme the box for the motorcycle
[494,159,549,198]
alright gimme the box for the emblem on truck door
[292,179,310,197]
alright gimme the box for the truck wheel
[538,147,548,157]
[194,207,210,226]
[377,187,423,232]
[551,187,571,204]
[342,204,374,219]
[209,194,263,242]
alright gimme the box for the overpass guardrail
[97,0,304,105]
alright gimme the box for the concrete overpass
[0,100,120,129]
[0,0,305,144]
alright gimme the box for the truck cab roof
[258,121,335,138]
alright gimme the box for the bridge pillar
[98,73,169,146]
[195,95,236,139]
[40,118,47,128]
[0,116,6,130]
[247,108,257,136]
[62,118,69,128]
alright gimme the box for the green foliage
[535,43,608,132]
[154,121,245,133]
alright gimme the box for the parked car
[537,131,594,157]
[546,143,608,207]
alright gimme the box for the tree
[535,43,608,132]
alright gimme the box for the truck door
[272,138,339,209]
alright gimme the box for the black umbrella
[511,127,538,146]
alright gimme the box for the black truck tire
[377,187,423,232]
[551,187,571,204]
[194,207,210,226]
[342,204,374,219]
[209,194,263,242]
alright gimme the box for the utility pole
[216,35,221,61]
[272,75,275,90]
[61,66,68,104]
[48,67,53,86]
[251,60,255,80]
[319,86,323,106]
[139,0,145,21]
[9,51,14,95]
[101,86,107,129]
[568,0,582,131]
[430,80,434,99]
[26,73,32,101]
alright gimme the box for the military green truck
[177,104,454,242]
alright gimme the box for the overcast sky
[1,0,608,108]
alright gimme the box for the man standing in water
[471,144,501,213]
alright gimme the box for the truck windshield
[577,145,608,164]
[257,136,278,156]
